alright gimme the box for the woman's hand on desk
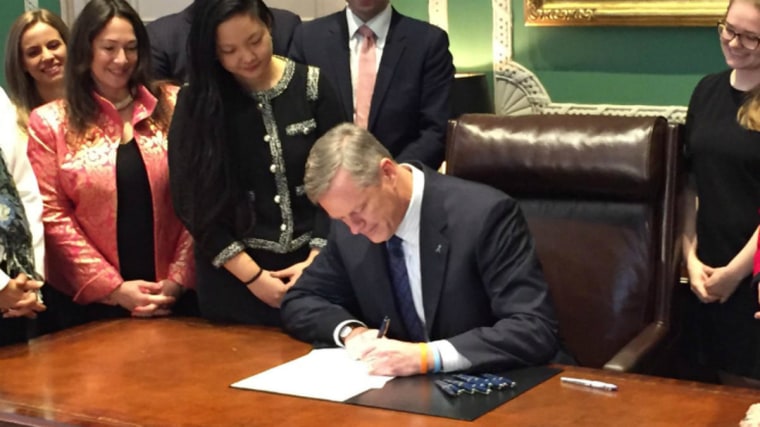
[108,280,176,317]
[157,279,183,298]
[246,272,291,308]
[144,279,185,316]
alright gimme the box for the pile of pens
[434,373,516,397]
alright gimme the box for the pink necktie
[355,25,376,129]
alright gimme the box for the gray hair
[305,123,392,203]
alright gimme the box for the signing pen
[443,378,490,394]
[480,373,517,389]
[452,373,495,390]
[454,373,516,390]
[560,376,618,391]
[377,316,390,338]
[434,379,461,397]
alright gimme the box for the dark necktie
[386,235,426,342]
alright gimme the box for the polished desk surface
[1,318,759,427]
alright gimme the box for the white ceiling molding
[542,103,686,123]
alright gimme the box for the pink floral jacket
[27,85,194,304]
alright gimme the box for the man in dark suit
[287,0,454,169]
[281,123,560,376]
[146,1,301,82]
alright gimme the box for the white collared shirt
[392,165,424,322]
[335,164,470,372]
[346,4,392,115]
[392,164,471,372]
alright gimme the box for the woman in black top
[680,0,760,384]
[168,0,346,325]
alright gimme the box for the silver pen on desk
[560,376,618,391]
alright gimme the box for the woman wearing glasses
[680,0,760,386]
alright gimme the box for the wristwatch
[339,322,362,344]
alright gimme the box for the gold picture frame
[524,0,727,26]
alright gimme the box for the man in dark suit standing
[281,123,560,376]
[288,0,454,169]
[146,0,301,82]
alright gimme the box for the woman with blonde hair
[1,9,67,337]
[4,9,68,132]
[680,0,760,386]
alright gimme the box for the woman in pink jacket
[27,0,194,320]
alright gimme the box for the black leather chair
[446,114,682,373]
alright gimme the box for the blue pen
[454,373,516,390]
[434,379,461,397]
[452,373,485,383]
[377,316,390,338]
[452,373,496,392]
[441,378,476,394]
[480,373,517,389]
[443,378,490,394]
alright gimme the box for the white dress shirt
[335,164,470,371]
[393,164,471,372]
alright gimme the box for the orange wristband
[419,343,428,374]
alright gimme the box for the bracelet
[431,346,442,373]
[419,343,428,374]
[244,267,263,285]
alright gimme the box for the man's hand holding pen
[348,334,428,376]
[344,316,390,359]
[345,316,434,376]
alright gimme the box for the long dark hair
[65,0,170,135]
[4,9,69,130]
[183,0,273,234]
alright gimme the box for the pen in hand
[377,316,390,338]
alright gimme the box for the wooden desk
[0,318,758,426]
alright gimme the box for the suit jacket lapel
[370,9,405,130]
[418,168,449,337]
[325,12,354,120]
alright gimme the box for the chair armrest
[603,321,669,372]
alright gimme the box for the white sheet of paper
[231,348,395,402]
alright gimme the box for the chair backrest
[446,114,681,371]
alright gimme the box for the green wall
[2,0,728,107]
[394,0,727,107]
[0,0,61,90]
